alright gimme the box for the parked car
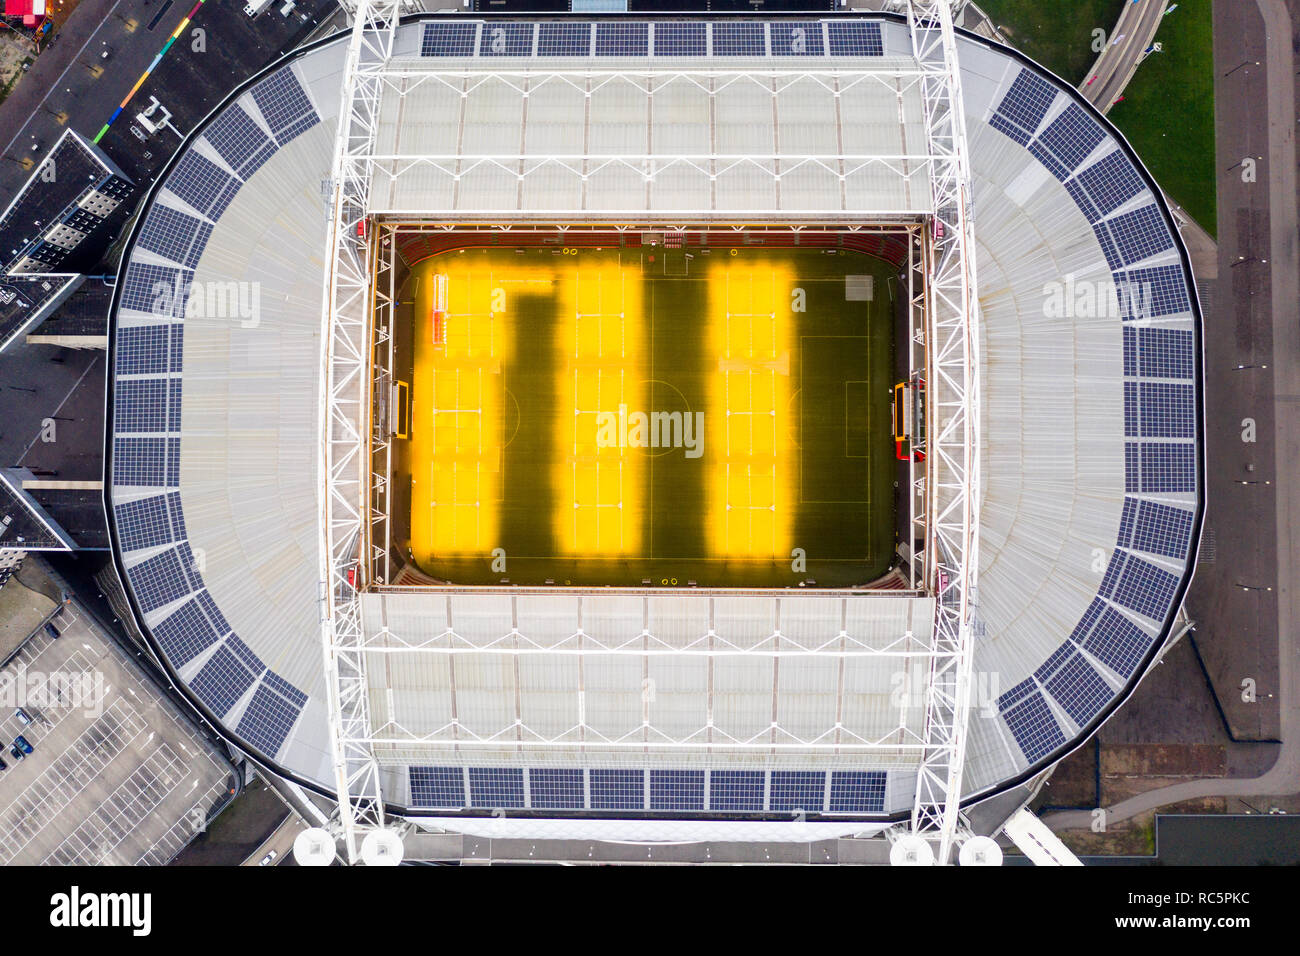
[14,709,31,726]
[13,736,32,755]
[43,622,60,640]
[9,745,23,762]
[259,849,278,866]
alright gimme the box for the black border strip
[101,10,1206,827]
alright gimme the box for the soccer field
[401,244,897,588]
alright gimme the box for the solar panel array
[986,65,1199,769]
[111,62,323,763]
[417,20,887,59]
[406,767,888,813]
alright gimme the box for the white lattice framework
[317,0,404,866]
[904,0,981,865]
[320,2,980,863]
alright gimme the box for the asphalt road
[1079,0,1170,113]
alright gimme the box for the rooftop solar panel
[709,769,764,810]
[166,151,237,220]
[528,768,584,809]
[236,682,303,757]
[998,676,1037,712]
[1115,264,1191,320]
[1003,693,1066,763]
[826,21,884,57]
[168,323,185,373]
[653,22,706,57]
[1138,442,1196,494]
[190,645,257,716]
[264,671,308,708]
[421,21,477,57]
[769,770,823,812]
[711,21,765,57]
[151,598,220,669]
[828,771,886,812]
[594,21,649,57]
[120,263,191,318]
[195,589,232,639]
[1075,150,1145,218]
[1035,104,1105,172]
[769,21,824,57]
[128,547,190,613]
[1135,327,1195,380]
[590,768,643,809]
[115,494,174,552]
[1033,642,1076,684]
[1083,607,1155,677]
[1106,203,1175,267]
[994,69,1056,137]
[116,325,170,376]
[112,436,170,487]
[115,378,169,434]
[989,112,1032,147]
[1044,653,1113,726]
[1131,500,1195,559]
[1112,554,1180,621]
[203,105,274,179]
[1068,597,1108,645]
[537,22,590,56]
[250,68,317,142]
[649,770,704,811]
[468,767,525,808]
[479,22,533,57]
[1138,382,1196,438]
[410,766,465,808]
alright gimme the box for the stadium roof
[104,15,1202,833]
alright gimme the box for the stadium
[103,3,1203,864]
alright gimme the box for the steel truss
[318,0,404,865]
[904,0,982,865]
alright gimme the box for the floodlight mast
[905,0,982,865]
[318,0,405,865]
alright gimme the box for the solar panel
[989,112,1032,147]
[1112,554,1180,621]
[649,770,704,811]
[994,69,1056,137]
[1131,500,1194,559]
[264,671,308,708]
[120,262,192,317]
[168,378,182,432]
[203,105,275,179]
[594,21,649,57]
[196,589,232,638]
[1106,203,1174,267]
[1123,326,1138,377]
[479,22,533,57]
[1044,653,1113,726]
[1099,550,1127,599]
[1068,597,1107,645]
[1064,177,1100,222]
[250,68,317,142]
[468,767,525,808]
[1117,495,1140,547]
[166,151,237,219]
[769,21,824,57]
[190,645,257,716]
[1138,442,1196,493]
[1028,139,1070,181]
[653,22,706,57]
[112,437,170,486]
[711,21,765,57]
[528,768,584,809]
[167,437,180,485]
[1136,327,1195,379]
[169,323,185,373]
[115,378,168,433]
[826,21,884,57]
[1124,380,1138,437]
[151,598,220,668]
[1002,693,1066,763]
[225,633,264,673]
[1139,382,1195,438]
[236,682,303,757]
[128,547,191,613]
[421,21,477,57]
[115,494,174,552]
[590,768,643,809]
[1075,150,1145,218]
[537,22,590,56]
[1125,442,1140,493]
[769,770,823,812]
[138,205,208,269]
[1083,607,1155,677]
[116,325,170,375]
[1033,642,1076,684]
[1114,264,1191,320]
[410,766,465,808]
[1034,104,1105,173]
[708,769,764,810]
[828,771,886,812]
[1092,221,1124,269]
[997,677,1037,712]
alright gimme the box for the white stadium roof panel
[104,14,1202,831]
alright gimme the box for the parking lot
[0,601,235,865]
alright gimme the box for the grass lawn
[976,0,1126,84]
[401,246,897,589]
[1107,0,1217,235]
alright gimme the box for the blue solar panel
[421,21,477,57]
[994,69,1056,137]
[1106,204,1174,267]
[649,770,704,811]
[1136,327,1195,379]
[1044,653,1113,726]
[1124,380,1139,437]
[1003,693,1066,763]
[127,547,190,613]
[166,151,238,219]
[116,325,170,375]
[264,671,307,708]
[410,766,464,808]
[1117,495,1140,547]
[828,771,886,812]
[479,22,533,57]
[1131,501,1194,559]
[115,378,168,433]
[529,768,584,809]
[653,22,706,56]
[236,682,303,757]
[1099,550,1127,600]
[204,105,275,178]
[115,494,174,552]
[590,768,643,809]
[1113,555,1180,621]
[138,206,208,268]
[190,645,258,715]
[1034,104,1105,174]
[1123,326,1138,377]
[1028,139,1070,181]
[594,22,648,57]
[168,378,182,432]
[769,771,823,812]
[826,21,883,57]
[225,633,264,673]
[989,112,1032,147]
[1033,642,1076,684]
[1139,382,1195,438]
[770,21,824,57]
[196,589,232,638]
[709,770,764,810]
[169,324,184,373]
[1138,442,1196,493]
[151,598,219,668]
[468,767,525,808]
[1064,177,1100,222]
[1093,221,1124,269]
[1084,607,1155,677]
[537,22,590,56]
[250,68,317,143]
[1075,150,1145,218]
[711,21,765,56]
[1126,442,1140,493]
[1115,264,1191,320]
[1068,597,1107,645]
[998,677,1037,712]
[120,263,192,317]
[113,437,169,486]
